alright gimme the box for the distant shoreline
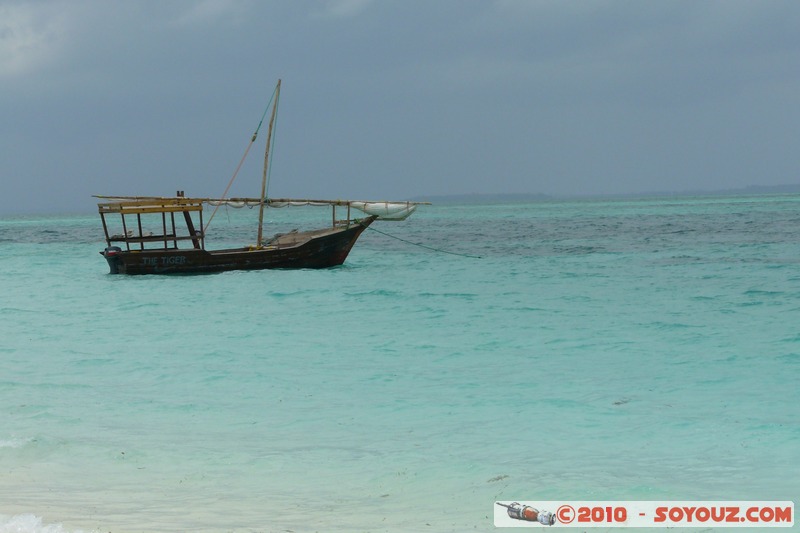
[410,184,800,204]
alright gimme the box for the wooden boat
[96,80,423,275]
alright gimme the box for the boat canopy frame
[96,195,425,252]
[97,197,205,252]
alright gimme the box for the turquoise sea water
[1,195,798,532]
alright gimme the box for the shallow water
[1,196,798,531]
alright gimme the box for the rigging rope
[204,85,280,233]
[366,226,482,259]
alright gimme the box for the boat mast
[256,79,281,248]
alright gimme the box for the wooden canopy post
[183,210,201,249]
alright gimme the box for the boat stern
[101,246,123,274]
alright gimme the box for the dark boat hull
[102,217,375,275]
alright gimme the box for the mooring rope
[366,225,482,259]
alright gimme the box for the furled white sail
[349,202,418,220]
[267,200,335,208]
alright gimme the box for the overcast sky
[2,0,799,214]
